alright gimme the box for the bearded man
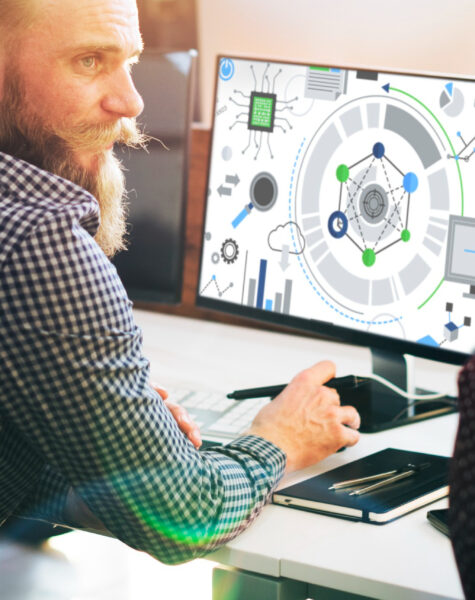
[0,0,360,564]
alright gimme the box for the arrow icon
[280,244,290,271]
[225,174,240,186]
[382,83,390,93]
[217,184,232,197]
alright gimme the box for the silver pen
[348,468,416,496]
[328,462,431,495]
[328,469,399,491]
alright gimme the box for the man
[0,0,360,564]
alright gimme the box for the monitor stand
[463,284,475,300]
[339,348,457,433]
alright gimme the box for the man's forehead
[35,0,141,55]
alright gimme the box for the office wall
[196,0,475,125]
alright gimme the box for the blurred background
[136,0,475,126]
[138,0,197,50]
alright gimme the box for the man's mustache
[57,118,150,153]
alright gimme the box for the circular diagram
[439,83,464,118]
[294,95,460,318]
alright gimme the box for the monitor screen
[197,56,475,366]
[445,215,475,291]
[113,49,196,304]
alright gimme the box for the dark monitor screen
[197,55,475,368]
[113,49,196,304]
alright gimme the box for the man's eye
[81,56,97,69]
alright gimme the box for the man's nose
[101,68,144,119]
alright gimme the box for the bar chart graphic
[245,258,293,314]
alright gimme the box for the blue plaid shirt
[0,151,286,564]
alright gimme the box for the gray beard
[0,75,128,257]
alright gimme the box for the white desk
[134,309,464,600]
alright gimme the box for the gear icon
[220,238,239,264]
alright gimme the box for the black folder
[273,448,449,524]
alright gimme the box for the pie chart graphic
[440,82,464,117]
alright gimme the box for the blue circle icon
[219,58,235,81]
[403,172,418,193]
[328,211,348,239]
[373,142,385,159]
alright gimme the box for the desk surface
[134,309,464,600]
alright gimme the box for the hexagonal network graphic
[328,141,418,268]
[294,95,460,316]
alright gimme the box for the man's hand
[247,361,360,473]
[151,384,202,449]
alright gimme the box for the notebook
[273,448,450,524]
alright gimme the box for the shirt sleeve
[1,207,286,564]
[13,464,70,524]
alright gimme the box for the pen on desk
[227,375,362,400]
[348,468,416,496]
[328,462,432,495]
[346,462,431,496]
[328,469,399,491]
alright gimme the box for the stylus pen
[227,375,360,400]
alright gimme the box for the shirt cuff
[218,434,287,487]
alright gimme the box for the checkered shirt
[0,151,286,564]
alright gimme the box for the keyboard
[169,388,270,440]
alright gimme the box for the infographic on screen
[199,57,475,354]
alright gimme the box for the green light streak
[390,86,465,309]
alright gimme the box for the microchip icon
[248,92,277,132]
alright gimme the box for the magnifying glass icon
[232,172,278,228]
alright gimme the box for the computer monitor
[113,49,196,304]
[196,55,475,431]
[445,215,475,300]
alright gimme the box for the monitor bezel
[196,54,473,367]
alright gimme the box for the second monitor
[113,49,196,304]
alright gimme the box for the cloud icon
[268,221,305,254]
